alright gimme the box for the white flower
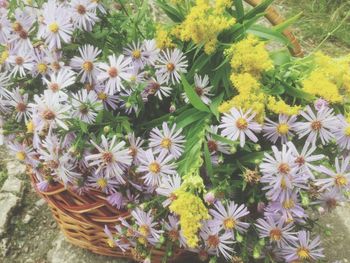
[296,105,338,145]
[31,48,50,77]
[97,54,132,94]
[9,8,35,51]
[30,90,71,132]
[137,149,177,187]
[39,2,73,49]
[0,10,11,45]
[85,135,132,183]
[315,157,350,191]
[183,74,213,105]
[218,108,262,148]
[8,48,34,77]
[263,114,297,144]
[72,90,102,124]
[7,87,31,123]
[149,122,185,159]
[332,114,350,150]
[155,48,188,85]
[70,44,101,83]
[156,174,181,207]
[70,0,99,31]
[146,74,172,100]
[124,41,147,69]
[127,132,144,164]
[143,39,159,66]
[43,68,76,95]
[205,125,231,155]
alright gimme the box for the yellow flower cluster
[173,0,235,54]
[155,25,175,49]
[228,35,273,77]
[169,189,209,248]
[267,96,302,116]
[302,52,350,103]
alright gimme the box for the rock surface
[0,193,20,236]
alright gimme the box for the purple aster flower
[313,187,346,212]
[164,215,187,247]
[332,114,350,150]
[314,98,329,111]
[255,216,297,247]
[209,200,250,233]
[107,192,124,209]
[263,114,297,144]
[88,171,119,194]
[156,174,181,207]
[281,230,324,262]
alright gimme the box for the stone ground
[1,2,350,263]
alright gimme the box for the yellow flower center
[149,162,161,173]
[137,236,147,245]
[107,239,114,248]
[98,92,107,100]
[82,61,93,72]
[37,63,48,74]
[132,50,141,59]
[0,50,9,64]
[335,174,348,187]
[269,228,282,241]
[280,176,287,189]
[139,225,150,237]
[297,247,310,260]
[283,199,295,209]
[223,218,236,229]
[26,121,34,133]
[97,178,108,189]
[236,117,248,130]
[277,123,289,135]
[16,151,26,161]
[48,22,59,33]
[160,138,172,149]
[167,63,175,72]
[345,126,350,136]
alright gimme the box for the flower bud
[169,104,176,113]
[204,192,216,205]
[103,126,111,134]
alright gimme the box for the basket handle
[244,0,303,57]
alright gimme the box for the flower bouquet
[1,0,350,262]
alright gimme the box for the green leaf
[203,140,213,178]
[270,50,291,66]
[241,0,274,22]
[284,85,315,101]
[210,92,224,120]
[188,53,211,80]
[182,75,211,113]
[273,12,303,32]
[156,1,184,22]
[176,109,209,129]
[247,25,291,46]
[79,121,88,134]
[234,0,244,20]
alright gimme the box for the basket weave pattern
[27,1,302,261]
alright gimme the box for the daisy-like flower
[263,114,297,144]
[296,105,338,145]
[143,39,159,66]
[8,141,37,165]
[72,90,102,124]
[315,156,350,191]
[127,132,144,164]
[9,8,35,51]
[219,107,262,148]
[8,48,34,77]
[137,149,177,187]
[43,68,76,95]
[206,125,231,155]
[7,87,31,123]
[255,216,296,247]
[85,135,132,183]
[30,90,71,132]
[70,0,99,31]
[94,84,119,110]
[131,207,163,245]
[31,48,50,77]
[164,215,187,247]
[97,54,132,94]
[287,141,324,179]
[155,48,188,85]
[70,44,101,83]
[146,74,172,100]
[313,187,346,212]
[0,10,11,45]
[281,230,324,262]
[182,74,213,105]
[156,174,181,207]
[200,224,235,260]
[124,41,147,69]
[332,114,350,150]
[209,201,250,233]
[88,171,119,194]
[149,122,185,160]
[106,192,124,209]
[39,2,73,49]
[51,152,81,186]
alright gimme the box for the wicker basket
[28,1,302,262]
